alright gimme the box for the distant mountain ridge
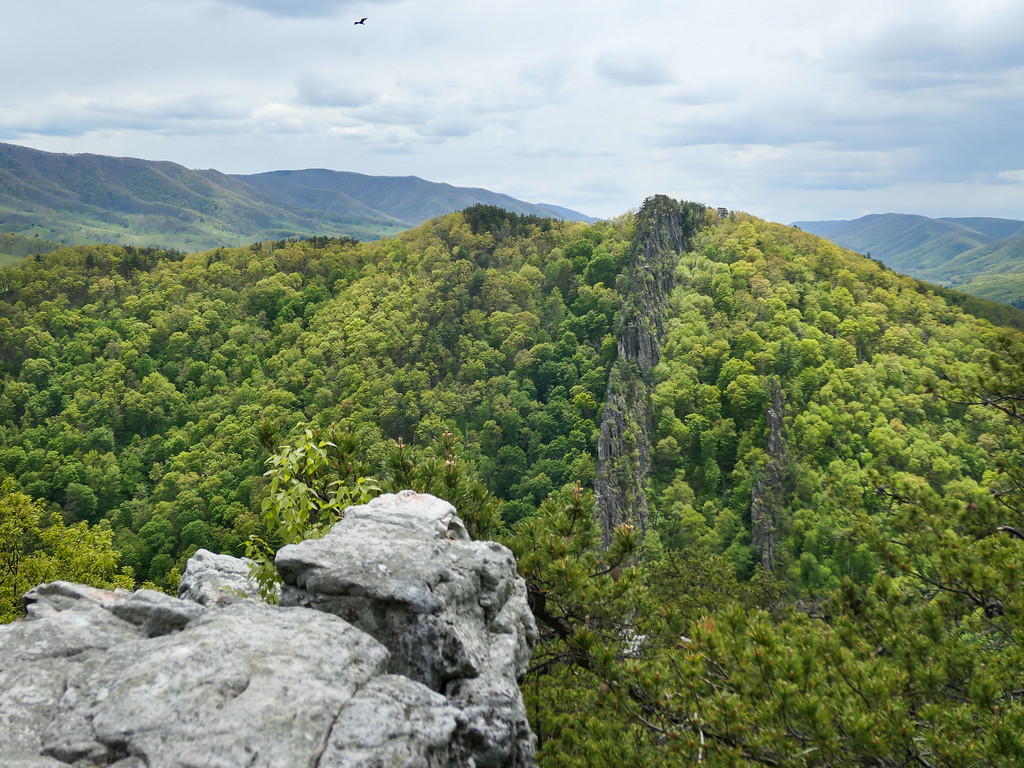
[794,212,1024,309]
[0,142,595,252]
[235,168,591,231]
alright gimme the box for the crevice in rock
[312,696,350,768]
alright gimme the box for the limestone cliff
[594,196,707,546]
[0,491,537,768]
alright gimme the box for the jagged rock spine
[594,196,706,546]
[750,379,786,572]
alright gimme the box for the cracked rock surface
[0,492,537,768]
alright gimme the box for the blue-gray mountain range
[794,213,1024,309]
[0,142,595,253]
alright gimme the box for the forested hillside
[650,217,1021,587]
[519,208,1024,766]
[0,206,628,596]
[235,168,596,229]
[0,142,593,253]
[795,213,1024,309]
[2,199,1023,765]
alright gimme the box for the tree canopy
[2,204,1024,765]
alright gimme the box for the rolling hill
[795,212,1024,308]
[0,142,594,253]
[3,200,1024,764]
[2,202,1024,764]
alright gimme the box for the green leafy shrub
[246,424,379,601]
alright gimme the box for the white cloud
[2,0,1024,222]
[517,59,572,91]
[295,76,378,109]
[417,116,481,139]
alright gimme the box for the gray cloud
[842,6,1024,90]
[594,52,675,87]
[352,100,436,128]
[666,83,738,107]
[203,0,372,18]
[295,76,378,108]
[517,59,572,91]
[0,92,251,138]
[4,0,1024,223]
[417,116,481,139]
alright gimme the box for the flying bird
[354,17,367,25]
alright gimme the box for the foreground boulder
[0,491,538,768]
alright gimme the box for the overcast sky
[3,0,1024,224]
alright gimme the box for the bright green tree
[1,477,134,622]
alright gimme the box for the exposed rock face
[176,547,266,606]
[594,195,707,545]
[0,491,538,768]
[278,492,538,768]
[750,380,786,572]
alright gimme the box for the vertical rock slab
[594,195,708,545]
[750,379,786,572]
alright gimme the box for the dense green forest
[0,233,61,264]
[650,217,1021,588]
[958,269,1024,310]
[2,199,1023,765]
[0,206,626,596]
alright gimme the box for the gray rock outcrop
[750,379,786,573]
[0,491,537,768]
[176,547,266,606]
[594,195,707,545]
